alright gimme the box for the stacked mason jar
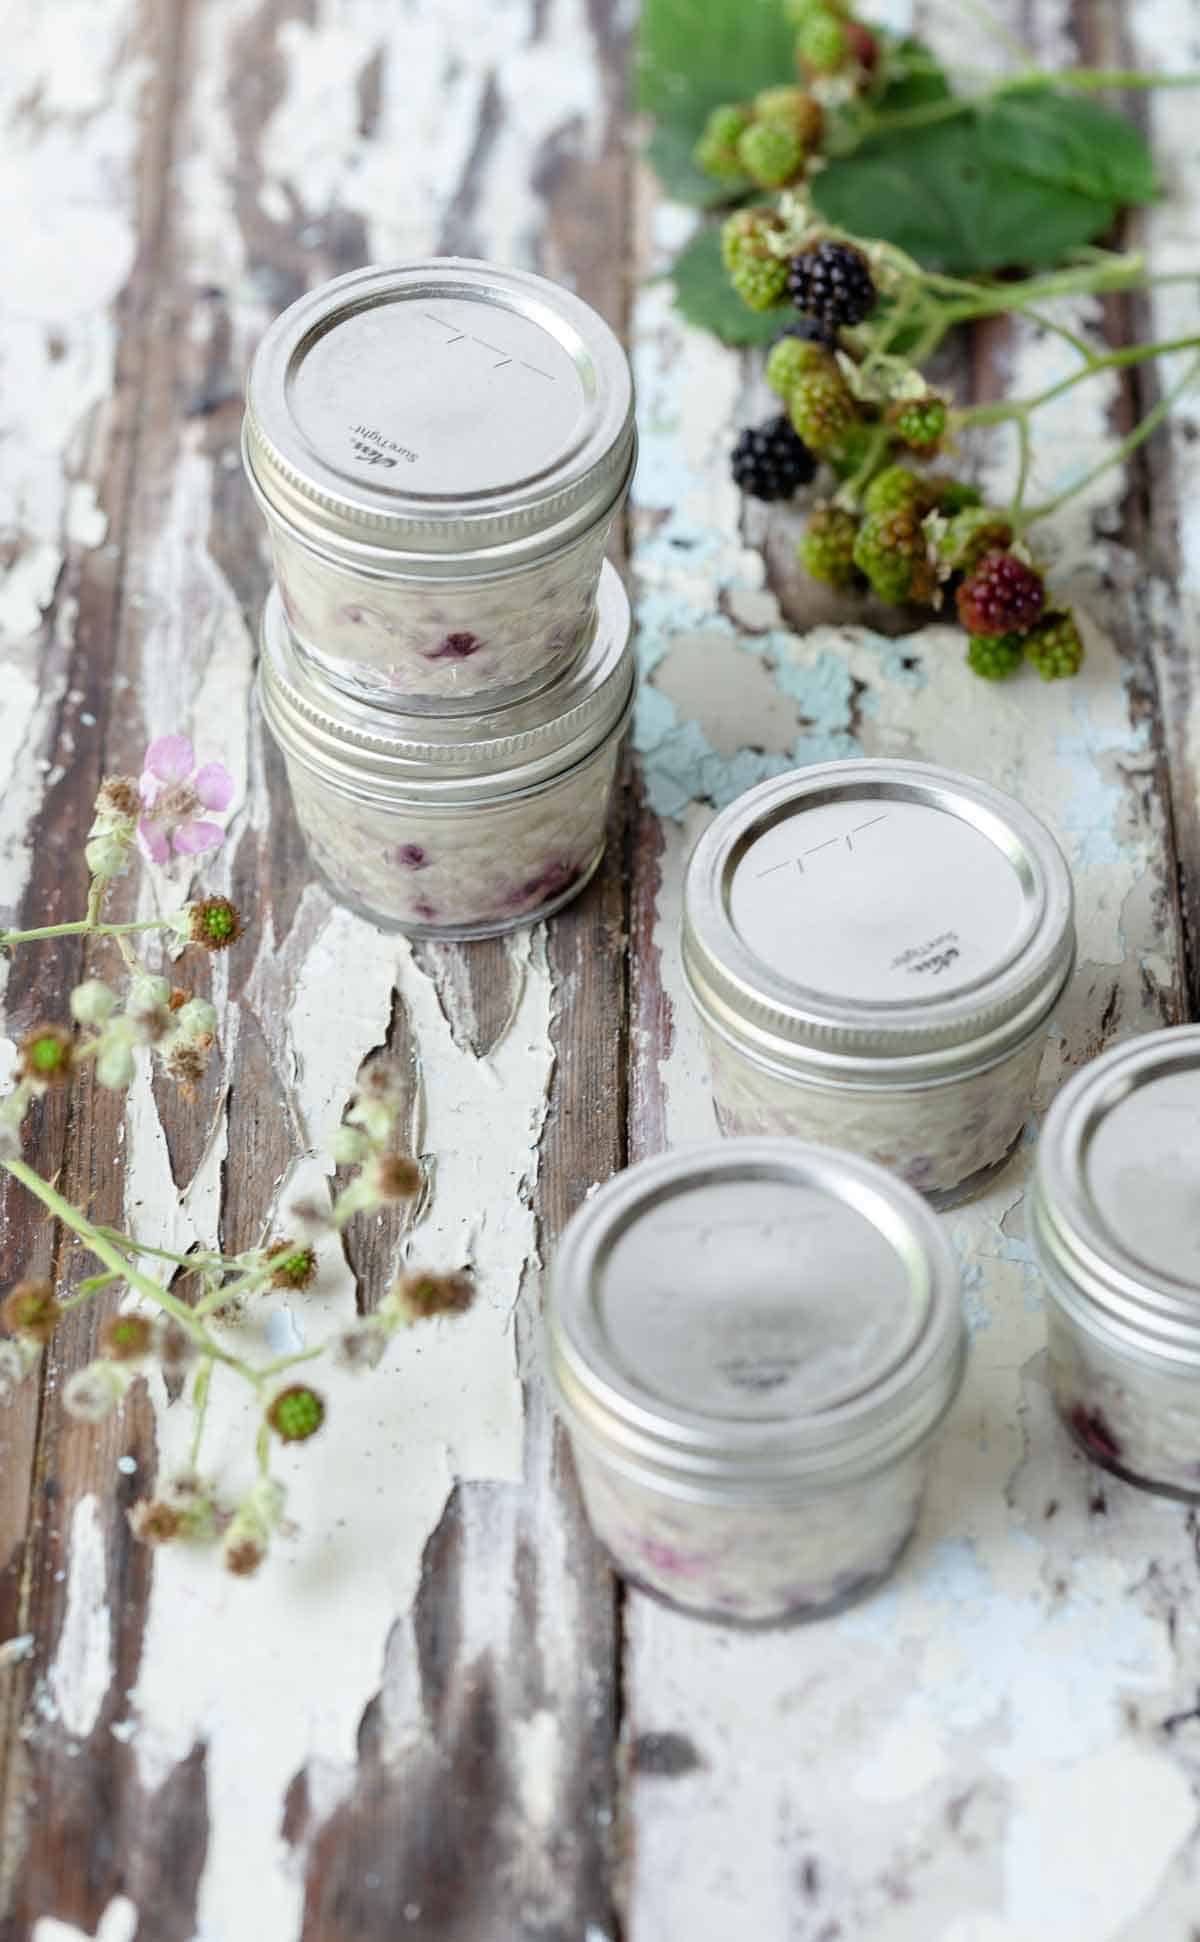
[244,260,637,938]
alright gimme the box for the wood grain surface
[2,0,1200,1938]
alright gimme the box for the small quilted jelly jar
[243,258,635,711]
[257,562,634,938]
[546,1139,965,1625]
[1033,1027,1200,1499]
[682,760,1076,1207]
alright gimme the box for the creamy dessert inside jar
[547,1138,965,1626]
[1033,1027,1200,1498]
[682,760,1075,1207]
[243,259,635,712]
[257,561,634,938]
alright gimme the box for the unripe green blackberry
[889,395,948,455]
[267,1383,326,1443]
[797,6,848,73]
[765,334,834,399]
[853,508,934,605]
[967,633,1025,680]
[829,419,878,480]
[788,365,858,454]
[737,118,807,189]
[722,209,789,312]
[754,86,823,150]
[863,465,928,518]
[939,509,1015,574]
[694,104,751,181]
[798,505,860,588]
[1025,610,1085,680]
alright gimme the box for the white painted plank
[623,3,1200,1937]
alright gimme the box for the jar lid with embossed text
[682,759,1076,1089]
[243,258,636,579]
[547,1139,964,1498]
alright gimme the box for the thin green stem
[256,1422,271,1477]
[190,1359,213,1468]
[1009,414,1034,524]
[194,1265,270,1318]
[1018,352,1200,529]
[1018,310,1101,361]
[94,1227,211,1270]
[863,66,1200,143]
[59,1271,122,1312]
[258,1346,325,1380]
[3,1158,255,1385]
[0,917,172,947]
[961,335,1200,427]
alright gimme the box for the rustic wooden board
[3,0,1200,1938]
[622,2,1200,1936]
[1,1,631,1937]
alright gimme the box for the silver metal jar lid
[243,259,636,578]
[1033,1027,1200,1365]
[547,1139,965,1497]
[682,760,1075,1086]
[257,560,634,806]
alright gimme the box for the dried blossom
[100,1313,154,1362]
[267,1241,318,1291]
[373,1153,422,1202]
[387,1268,475,1324]
[162,1041,209,1093]
[2,1278,62,1345]
[157,1319,195,1375]
[335,1322,389,1372]
[222,1476,287,1574]
[129,1499,183,1545]
[94,776,141,824]
[19,1024,73,1086]
[288,1197,331,1241]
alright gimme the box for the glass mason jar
[682,760,1076,1207]
[1033,1027,1200,1498]
[546,1138,965,1626]
[243,259,635,712]
[257,562,634,938]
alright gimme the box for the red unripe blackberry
[956,551,1045,637]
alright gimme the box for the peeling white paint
[34,1896,137,1942]
[127,902,551,1938]
[48,1495,112,1742]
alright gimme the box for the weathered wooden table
[3,0,1200,1936]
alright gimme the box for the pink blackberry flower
[138,734,233,864]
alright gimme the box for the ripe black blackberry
[730,413,818,501]
[788,239,877,331]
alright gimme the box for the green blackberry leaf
[811,113,1123,273]
[978,90,1158,208]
